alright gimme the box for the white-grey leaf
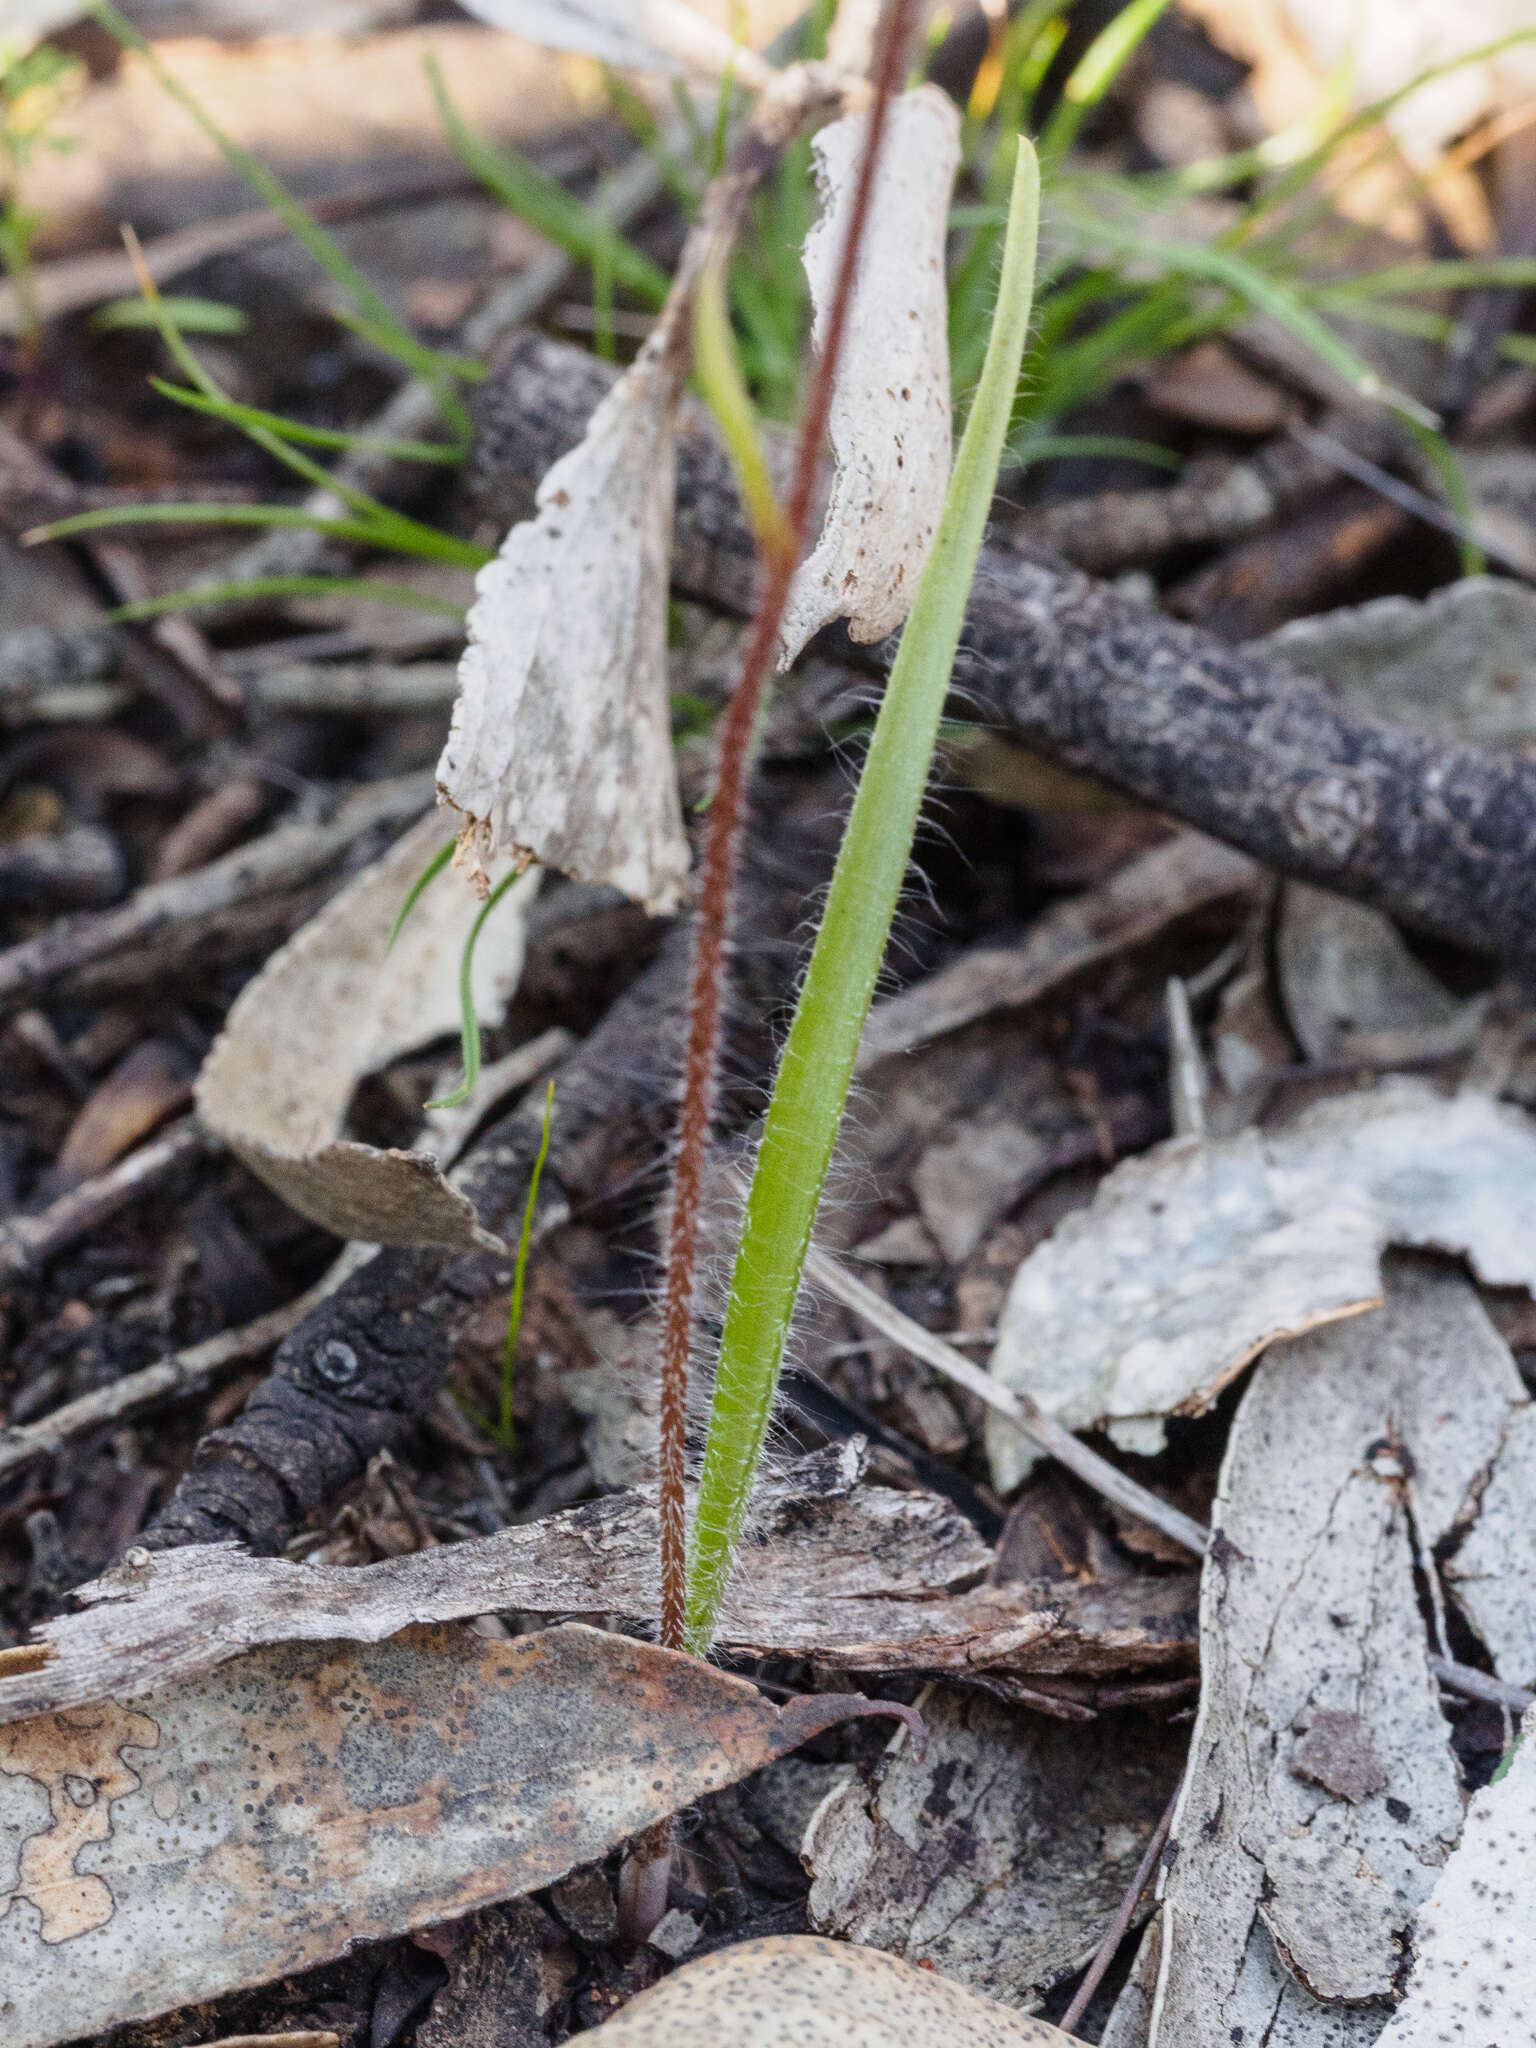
[779,86,960,666]
[1377,1707,1536,2046]
[986,1079,1536,1491]
[451,0,772,85]
[195,811,536,1250]
[438,344,690,916]
[1139,1262,1516,2048]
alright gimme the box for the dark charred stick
[471,333,1536,978]
[138,767,847,1556]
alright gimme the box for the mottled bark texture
[473,331,1536,978]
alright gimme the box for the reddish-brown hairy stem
[657,0,922,1655]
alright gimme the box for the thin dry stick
[0,1118,211,1281]
[804,1245,1211,1558]
[1060,1780,1180,2034]
[1428,1653,1536,1716]
[656,0,920,1655]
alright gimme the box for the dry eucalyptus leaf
[1377,1707,1536,2047]
[806,1687,1184,2007]
[0,1449,1193,1727]
[438,342,689,915]
[1257,577,1536,749]
[778,86,961,667]
[1276,882,1478,1067]
[195,811,537,1251]
[451,0,773,86]
[1129,1262,1517,2048]
[987,1078,1536,1491]
[586,1934,1088,2045]
[0,1623,892,2048]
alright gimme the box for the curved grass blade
[426,864,531,1111]
[684,139,1043,1656]
[499,1078,556,1443]
[26,502,490,567]
[110,576,469,622]
[388,837,456,951]
[147,380,462,464]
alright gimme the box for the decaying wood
[805,1687,1185,2008]
[0,774,433,1015]
[587,1935,1089,2046]
[470,333,1536,976]
[1377,1705,1536,2046]
[1127,1262,1524,2048]
[0,1448,1195,1724]
[986,1078,1536,1490]
[0,1622,906,2048]
[856,831,1257,1070]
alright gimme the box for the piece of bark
[0,1448,1195,1723]
[805,1687,1185,2008]
[0,774,432,1015]
[0,1622,901,2048]
[1133,1261,1521,2048]
[469,333,1536,976]
[986,1078,1536,1488]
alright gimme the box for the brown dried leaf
[0,1623,886,2048]
[195,811,536,1250]
[0,1450,1191,1726]
[987,1079,1536,1489]
[438,343,689,915]
[586,1935,1087,2045]
[778,87,961,666]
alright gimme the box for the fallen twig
[0,1118,212,1282]
[1059,1781,1179,2034]
[0,772,431,1013]
[472,333,1536,976]
[1427,1652,1536,1715]
[802,1247,1209,1559]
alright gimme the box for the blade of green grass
[499,1078,555,1444]
[95,294,247,334]
[28,499,490,567]
[87,0,473,443]
[148,379,462,463]
[388,837,456,949]
[684,139,1043,1656]
[1037,0,1173,163]
[1007,432,1180,468]
[111,576,468,621]
[427,54,669,310]
[426,864,529,1111]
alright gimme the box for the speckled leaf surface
[0,1623,887,2048]
[987,1079,1536,1490]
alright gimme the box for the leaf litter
[195,809,539,1250]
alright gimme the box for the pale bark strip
[1142,1262,1520,2048]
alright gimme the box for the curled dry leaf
[451,0,774,87]
[1377,1706,1536,2047]
[1125,1262,1524,2048]
[195,811,537,1251]
[778,86,961,667]
[0,1623,898,2048]
[586,1934,1088,2045]
[1276,881,1479,1067]
[0,1447,1193,1727]
[438,341,690,916]
[987,1078,1536,1490]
